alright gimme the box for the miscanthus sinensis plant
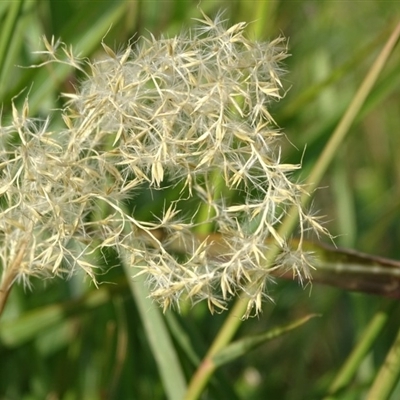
[0,13,328,318]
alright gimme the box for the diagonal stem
[183,20,400,400]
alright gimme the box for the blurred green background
[1,1,400,399]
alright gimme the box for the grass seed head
[0,13,328,317]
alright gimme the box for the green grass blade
[0,0,25,97]
[121,252,187,400]
[366,324,400,400]
[0,286,112,347]
[324,300,397,399]
[212,314,319,368]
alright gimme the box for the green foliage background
[1,1,400,399]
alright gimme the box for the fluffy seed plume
[0,12,328,317]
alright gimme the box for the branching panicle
[0,14,328,317]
